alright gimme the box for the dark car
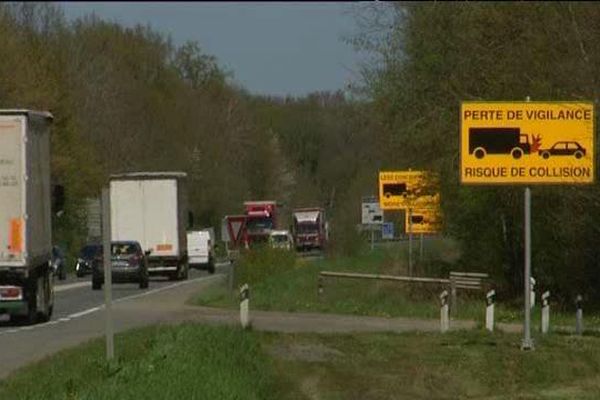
[51,245,67,281]
[92,241,149,290]
[75,243,102,278]
[539,141,586,159]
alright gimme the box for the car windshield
[80,245,102,258]
[111,243,138,256]
[272,234,289,243]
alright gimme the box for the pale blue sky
[58,2,366,97]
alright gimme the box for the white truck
[187,229,215,274]
[109,172,191,281]
[0,110,60,324]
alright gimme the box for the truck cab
[243,201,277,247]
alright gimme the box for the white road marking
[68,307,101,319]
[54,281,90,292]
[0,273,224,336]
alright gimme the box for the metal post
[541,291,550,334]
[486,290,495,332]
[419,233,424,263]
[101,188,114,361]
[408,208,413,276]
[522,187,534,350]
[440,290,449,333]
[450,278,457,318]
[370,226,374,251]
[228,262,235,294]
[576,295,583,335]
[530,277,536,309]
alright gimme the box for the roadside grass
[0,324,288,400]
[192,239,600,331]
[3,324,600,399]
[265,330,600,400]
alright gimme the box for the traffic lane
[0,273,226,380]
[50,268,209,320]
[0,266,223,330]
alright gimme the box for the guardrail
[318,270,491,317]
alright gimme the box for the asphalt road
[0,264,230,379]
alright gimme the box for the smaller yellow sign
[379,171,438,210]
[406,207,442,234]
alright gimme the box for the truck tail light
[0,286,23,300]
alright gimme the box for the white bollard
[486,289,495,332]
[530,277,536,309]
[240,284,250,329]
[576,295,583,335]
[440,290,449,333]
[541,291,550,334]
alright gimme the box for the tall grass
[0,324,285,400]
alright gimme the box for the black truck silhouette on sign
[382,183,407,199]
[469,127,531,159]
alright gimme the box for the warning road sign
[379,171,439,210]
[461,102,594,184]
[406,207,441,234]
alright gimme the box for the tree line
[353,2,600,306]
[0,3,376,262]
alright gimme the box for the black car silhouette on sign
[539,141,586,159]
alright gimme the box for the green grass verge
[192,240,600,330]
[265,330,600,400]
[0,324,286,400]
[3,324,600,399]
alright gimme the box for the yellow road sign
[461,102,594,184]
[379,171,439,210]
[406,207,442,234]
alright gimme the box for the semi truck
[243,201,278,246]
[0,110,61,324]
[292,208,328,251]
[469,127,531,159]
[108,172,190,281]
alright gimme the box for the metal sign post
[408,207,413,276]
[419,233,424,262]
[522,186,534,350]
[101,187,114,361]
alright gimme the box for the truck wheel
[181,264,189,280]
[92,279,102,290]
[511,148,523,159]
[38,273,52,322]
[139,277,149,289]
[473,147,486,159]
[26,282,38,325]
[208,262,215,275]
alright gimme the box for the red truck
[292,208,328,251]
[243,201,278,246]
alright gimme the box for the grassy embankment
[193,239,600,330]
[2,324,600,399]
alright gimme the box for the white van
[269,230,294,251]
[187,230,215,274]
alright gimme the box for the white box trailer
[109,172,190,280]
[0,110,56,324]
